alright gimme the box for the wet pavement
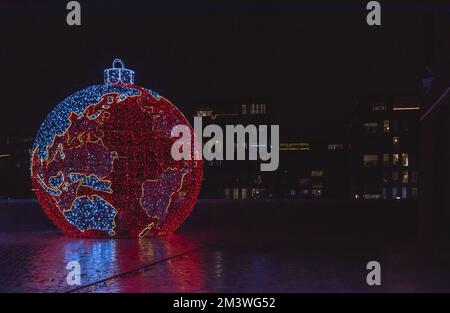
[2,229,450,292]
[0,230,212,292]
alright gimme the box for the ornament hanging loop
[104,58,135,85]
[113,58,125,69]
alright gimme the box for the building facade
[350,96,420,201]
[191,101,350,200]
[0,134,34,198]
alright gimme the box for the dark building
[350,96,420,201]
[191,102,350,200]
[277,133,350,200]
[192,100,273,200]
[0,134,34,198]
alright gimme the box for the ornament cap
[104,58,135,85]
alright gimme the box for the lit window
[233,188,239,200]
[290,189,296,197]
[372,102,387,111]
[300,189,310,197]
[245,103,266,115]
[364,122,378,133]
[312,189,322,198]
[402,153,409,167]
[363,194,382,200]
[196,109,213,117]
[383,120,390,132]
[393,136,400,147]
[402,171,409,183]
[363,155,378,167]
[402,187,407,199]
[241,188,247,200]
[392,187,400,200]
[251,188,263,198]
[261,104,266,114]
[393,154,399,165]
[393,103,420,111]
[383,154,390,166]
[280,143,310,151]
[311,169,323,177]
[224,188,230,199]
[328,144,344,150]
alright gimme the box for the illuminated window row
[364,153,409,167]
[279,143,344,151]
[224,187,265,200]
[383,170,418,184]
[382,187,418,200]
[371,102,419,112]
[280,143,310,151]
[241,103,266,115]
[357,187,418,200]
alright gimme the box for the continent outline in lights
[139,169,189,237]
[32,91,138,235]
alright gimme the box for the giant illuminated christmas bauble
[31,59,202,238]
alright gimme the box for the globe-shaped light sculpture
[31,59,203,237]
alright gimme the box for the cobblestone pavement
[2,230,450,292]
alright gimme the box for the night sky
[0,0,448,137]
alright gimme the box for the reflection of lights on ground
[0,231,207,292]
